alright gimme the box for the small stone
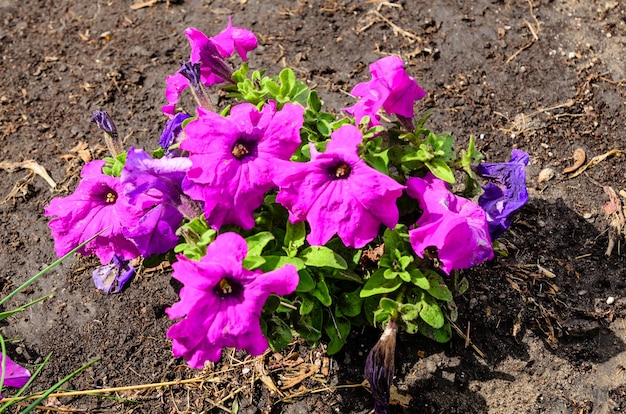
[242,367,250,375]
[607,296,615,305]
[538,168,555,183]
[578,290,587,296]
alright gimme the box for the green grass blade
[0,294,53,322]
[0,229,106,308]
[20,357,100,413]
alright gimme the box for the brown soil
[1,0,626,413]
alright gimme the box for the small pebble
[538,168,555,183]
[242,367,250,375]
[578,290,587,296]
[607,296,615,305]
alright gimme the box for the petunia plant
[44,18,529,414]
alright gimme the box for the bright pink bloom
[275,124,405,248]
[163,20,258,115]
[166,232,299,367]
[45,160,140,264]
[181,101,304,230]
[1,352,30,394]
[406,173,493,274]
[343,56,426,127]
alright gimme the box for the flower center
[105,191,118,204]
[214,277,243,299]
[232,142,250,159]
[333,162,351,179]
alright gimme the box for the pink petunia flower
[343,56,426,127]
[0,352,30,391]
[406,173,493,274]
[274,124,405,248]
[181,101,304,230]
[166,232,299,367]
[163,19,258,115]
[45,160,140,264]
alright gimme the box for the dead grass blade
[0,159,56,188]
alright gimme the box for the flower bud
[364,319,397,414]
[91,110,123,157]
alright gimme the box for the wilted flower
[181,101,304,230]
[275,124,405,248]
[364,319,397,414]
[407,172,493,274]
[166,232,299,368]
[163,19,258,115]
[343,56,426,128]
[45,160,140,264]
[159,112,191,155]
[475,149,529,239]
[92,255,135,294]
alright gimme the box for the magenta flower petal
[166,232,299,367]
[343,56,426,127]
[406,173,493,274]
[181,102,304,230]
[1,352,30,389]
[45,160,140,264]
[210,16,258,61]
[275,124,405,248]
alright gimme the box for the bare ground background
[1,0,626,413]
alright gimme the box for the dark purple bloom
[45,160,140,264]
[181,101,304,230]
[365,319,397,414]
[120,148,192,257]
[475,150,529,239]
[90,110,123,156]
[160,113,191,153]
[92,255,135,294]
[179,61,203,89]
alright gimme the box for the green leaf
[242,255,266,270]
[360,269,402,298]
[311,277,332,307]
[300,295,315,315]
[409,269,430,290]
[299,246,348,269]
[418,320,452,343]
[425,158,455,183]
[296,269,315,293]
[296,302,323,343]
[266,317,293,351]
[325,316,350,355]
[284,221,306,255]
[246,231,275,257]
[258,256,305,272]
[400,302,421,322]
[419,293,445,329]
[425,270,453,302]
[379,297,399,313]
[338,288,363,317]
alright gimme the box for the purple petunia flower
[159,112,192,155]
[0,352,30,398]
[45,160,140,264]
[406,173,493,274]
[163,19,258,115]
[474,150,529,239]
[166,232,299,368]
[181,101,304,230]
[343,56,426,127]
[92,255,135,294]
[120,148,193,257]
[274,124,405,248]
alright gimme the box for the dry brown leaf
[0,160,56,188]
[563,148,586,173]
